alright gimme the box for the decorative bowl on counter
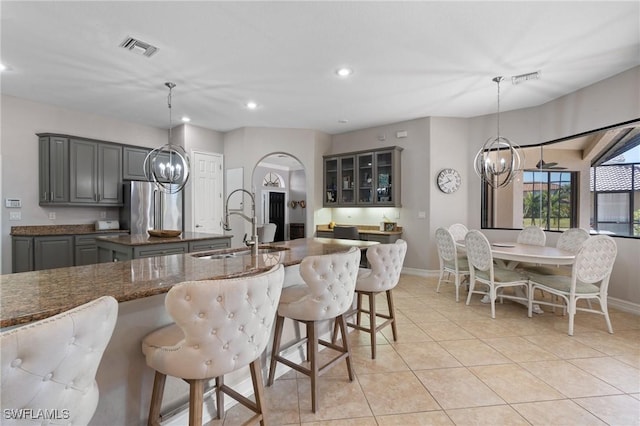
[148,229,182,238]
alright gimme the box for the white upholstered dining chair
[528,235,617,336]
[435,228,469,302]
[267,247,360,413]
[465,230,530,318]
[1,296,118,426]
[142,265,284,426]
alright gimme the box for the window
[262,172,282,188]
[522,170,577,231]
[591,158,640,237]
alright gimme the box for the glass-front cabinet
[324,146,402,207]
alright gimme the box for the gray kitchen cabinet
[39,135,69,204]
[34,236,74,271]
[189,239,231,252]
[123,146,150,180]
[12,237,34,273]
[70,139,122,205]
[323,146,402,207]
[75,233,128,266]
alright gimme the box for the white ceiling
[1,1,639,135]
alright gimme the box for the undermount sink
[193,246,288,260]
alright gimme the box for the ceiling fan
[535,159,566,170]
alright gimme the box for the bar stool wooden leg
[249,358,267,426]
[338,313,354,381]
[387,290,398,341]
[309,321,319,413]
[368,292,377,359]
[215,375,224,420]
[356,292,363,326]
[188,379,204,426]
[148,371,166,426]
[267,314,285,386]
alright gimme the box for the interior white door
[192,151,223,234]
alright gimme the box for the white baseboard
[608,296,640,315]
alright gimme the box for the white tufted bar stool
[267,247,360,413]
[0,296,118,426]
[339,239,407,359]
[142,264,284,426]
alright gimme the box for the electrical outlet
[418,211,426,219]
[100,211,107,219]
[9,211,21,220]
[48,212,56,220]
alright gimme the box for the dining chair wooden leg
[148,371,166,426]
[267,314,285,386]
[188,379,204,426]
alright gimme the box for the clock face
[437,168,461,194]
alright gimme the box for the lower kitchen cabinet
[12,237,34,273]
[34,236,74,271]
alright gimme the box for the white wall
[0,95,169,274]
[223,127,330,248]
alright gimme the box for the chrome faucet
[222,188,259,256]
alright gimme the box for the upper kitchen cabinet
[39,135,69,204]
[122,146,150,180]
[324,146,402,207]
[69,139,122,205]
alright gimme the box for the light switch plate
[9,211,21,220]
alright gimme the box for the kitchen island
[95,231,232,262]
[1,238,378,425]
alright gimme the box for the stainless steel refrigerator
[120,181,183,234]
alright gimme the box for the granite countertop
[0,238,378,328]
[95,231,230,246]
[316,224,403,235]
[11,224,128,236]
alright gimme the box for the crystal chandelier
[474,76,523,188]
[144,82,190,193]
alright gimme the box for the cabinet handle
[43,192,48,201]
[50,192,53,201]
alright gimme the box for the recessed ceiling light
[246,101,258,110]
[335,67,353,78]
[181,116,191,123]
[338,119,349,124]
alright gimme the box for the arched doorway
[252,153,306,241]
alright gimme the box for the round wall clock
[437,168,462,194]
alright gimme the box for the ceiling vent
[511,71,541,85]
[119,37,158,57]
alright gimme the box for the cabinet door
[357,153,374,204]
[123,147,151,180]
[339,156,356,205]
[12,237,34,273]
[98,143,122,204]
[69,139,98,203]
[39,136,69,204]
[324,158,339,206]
[34,236,74,270]
[374,150,399,206]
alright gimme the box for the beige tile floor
[209,275,640,425]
